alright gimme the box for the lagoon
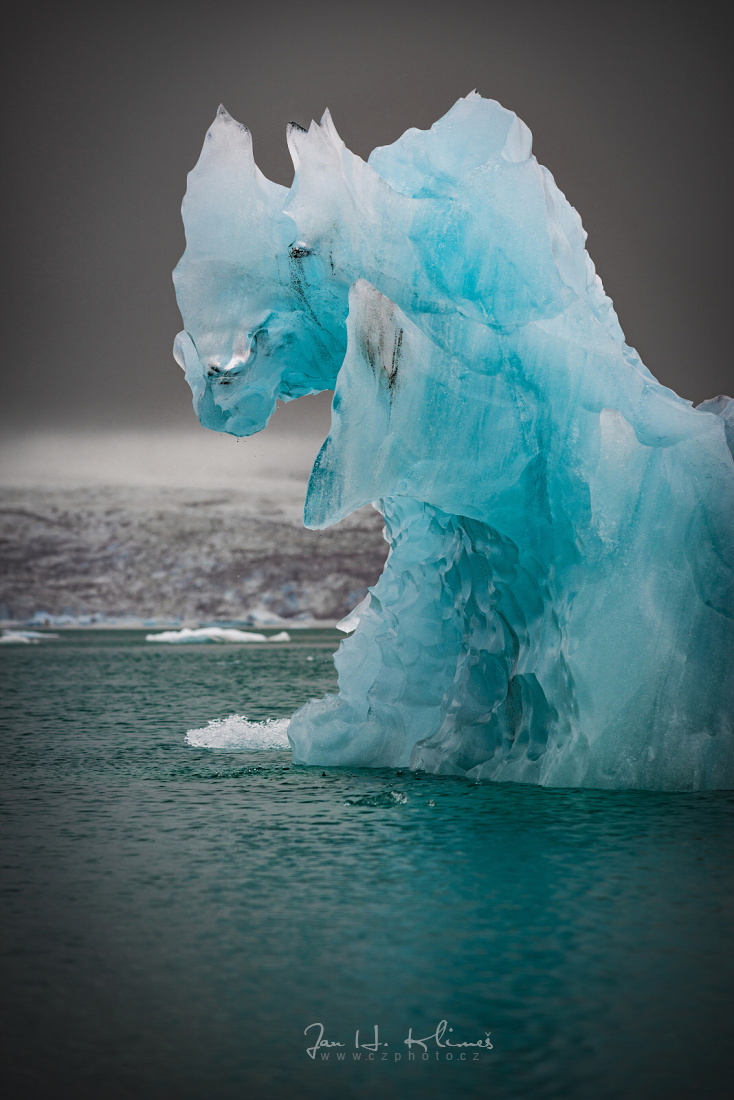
[1,630,732,1098]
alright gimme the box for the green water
[1,630,732,1099]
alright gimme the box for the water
[1,631,732,1099]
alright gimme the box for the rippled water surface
[1,631,732,1099]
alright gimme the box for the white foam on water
[185,714,291,751]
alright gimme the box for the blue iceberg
[173,94,734,789]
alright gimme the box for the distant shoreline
[0,482,386,626]
[1,620,342,631]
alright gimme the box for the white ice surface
[146,627,290,644]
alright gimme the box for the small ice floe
[0,630,60,644]
[145,626,291,644]
[186,714,291,750]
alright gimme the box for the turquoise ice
[173,94,734,789]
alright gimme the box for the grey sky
[2,0,732,439]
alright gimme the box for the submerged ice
[174,94,734,790]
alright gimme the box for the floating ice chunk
[145,626,289,644]
[186,714,291,750]
[0,630,59,643]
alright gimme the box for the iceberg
[173,94,734,789]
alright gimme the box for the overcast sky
[2,0,732,442]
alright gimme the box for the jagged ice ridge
[173,94,734,789]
